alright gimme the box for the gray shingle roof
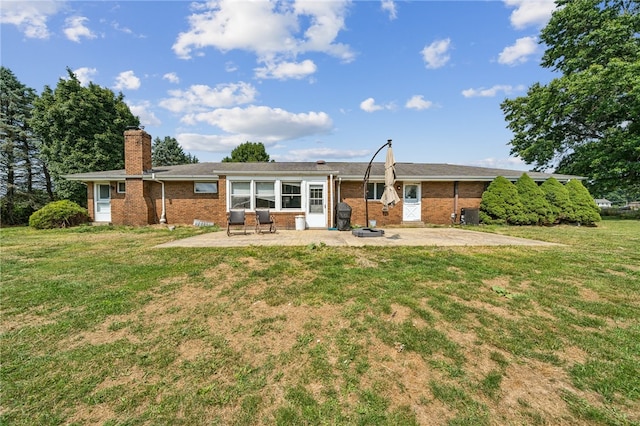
[63,161,581,182]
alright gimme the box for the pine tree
[540,177,574,223]
[515,173,555,225]
[480,176,527,225]
[565,179,601,225]
[152,136,198,166]
[0,67,51,225]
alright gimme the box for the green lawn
[1,221,639,425]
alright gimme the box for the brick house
[64,128,580,228]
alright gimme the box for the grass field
[1,220,639,425]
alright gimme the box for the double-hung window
[255,182,275,208]
[230,182,251,208]
[281,182,302,209]
[229,179,303,211]
[366,182,385,200]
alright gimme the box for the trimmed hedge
[29,200,89,229]
[480,175,601,226]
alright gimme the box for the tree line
[0,67,199,225]
[3,0,638,224]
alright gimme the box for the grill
[335,202,352,231]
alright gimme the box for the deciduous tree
[501,0,640,195]
[30,68,139,205]
[222,142,271,162]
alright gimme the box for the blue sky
[1,0,559,168]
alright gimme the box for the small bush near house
[29,200,89,229]
[480,176,527,225]
[565,180,601,225]
[515,173,555,225]
[540,178,574,224]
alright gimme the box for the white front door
[403,183,421,222]
[94,183,111,222]
[306,182,326,228]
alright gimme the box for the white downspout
[329,174,334,228]
[151,173,167,224]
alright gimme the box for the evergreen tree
[222,141,271,162]
[0,67,52,225]
[565,179,601,225]
[515,173,555,225]
[479,176,527,225]
[540,177,574,223]
[152,136,198,166]
[30,68,139,205]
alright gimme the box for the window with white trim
[228,179,304,211]
[255,182,275,208]
[281,182,302,209]
[230,181,251,208]
[366,182,385,200]
[117,182,126,193]
[194,182,218,193]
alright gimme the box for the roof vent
[316,160,326,165]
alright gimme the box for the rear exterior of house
[65,129,580,228]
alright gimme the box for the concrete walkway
[156,227,560,248]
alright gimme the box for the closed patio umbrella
[380,145,400,209]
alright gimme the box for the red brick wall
[338,180,487,226]
[457,182,485,217]
[338,181,403,227]
[122,179,154,226]
[124,129,151,175]
[423,182,455,224]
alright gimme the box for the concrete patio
[156,227,560,248]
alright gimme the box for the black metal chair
[227,209,247,236]
[255,209,276,234]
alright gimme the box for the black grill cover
[336,202,352,231]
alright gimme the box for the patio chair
[227,209,247,236]
[255,209,276,234]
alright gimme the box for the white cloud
[127,101,161,127]
[114,70,141,91]
[360,97,395,112]
[255,59,317,80]
[498,36,538,65]
[421,38,451,69]
[0,0,62,39]
[160,82,257,113]
[381,0,397,20]
[163,72,180,84]
[276,147,370,162]
[72,67,97,86]
[360,98,382,112]
[405,95,434,110]
[504,0,557,29]
[176,133,247,153]
[63,16,96,43]
[466,156,528,171]
[461,84,525,98]
[182,105,333,142]
[172,0,353,63]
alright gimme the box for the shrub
[565,180,601,225]
[480,176,527,225]
[515,173,555,225]
[29,200,89,229]
[540,177,573,223]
